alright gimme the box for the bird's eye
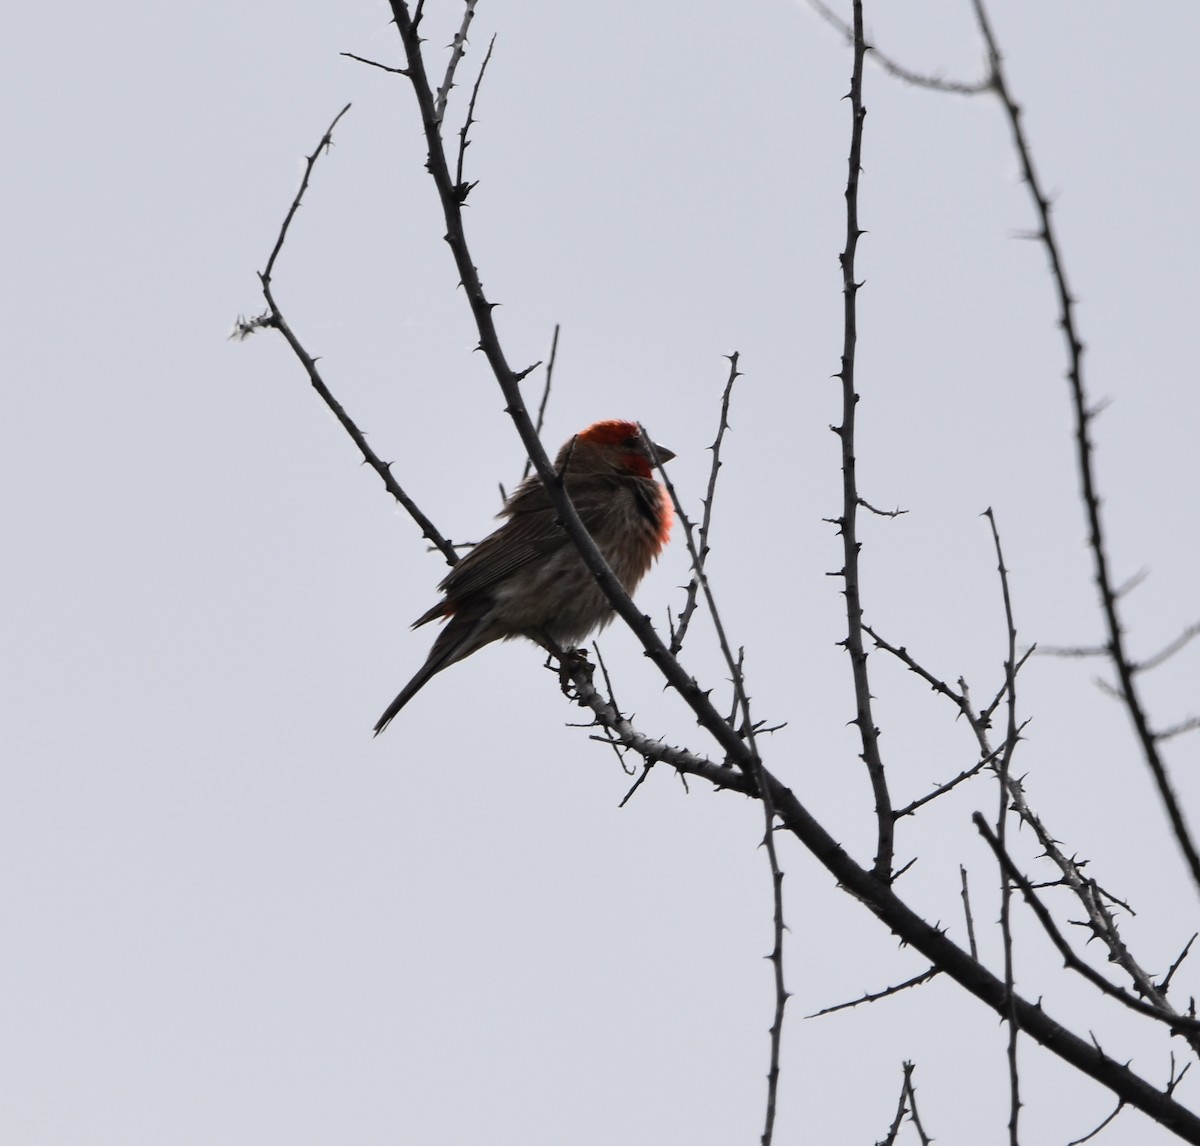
[622,436,640,450]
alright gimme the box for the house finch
[374,420,674,734]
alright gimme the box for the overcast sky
[4,2,1200,1143]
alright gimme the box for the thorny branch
[637,390,789,1142]
[520,325,560,482]
[233,103,456,566]
[434,0,477,125]
[984,508,1022,1146]
[807,967,939,1019]
[830,0,894,882]
[807,0,990,94]
[1065,1100,1125,1146]
[868,620,1200,1052]
[971,0,1200,894]
[669,354,741,655]
[974,815,1200,1042]
[454,34,495,200]
[960,866,979,961]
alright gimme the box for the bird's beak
[651,441,675,464]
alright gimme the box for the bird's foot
[555,645,593,698]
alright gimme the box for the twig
[261,104,352,283]
[973,814,1200,1036]
[1114,567,1151,600]
[807,967,939,1018]
[759,784,787,1146]
[1155,717,1200,744]
[670,354,741,654]
[980,645,1035,727]
[902,1062,934,1146]
[646,417,789,1145]
[807,0,990,94]
[434,0,479,125]
[983,507,1022,1146]
[858,497,907,518]
[639,406,788,1145]
[1169,1055,1193,1098]
[648,419,752,736]
[1156,931,1195,993]
[1036,643,1108,659]
[584,643,636,777]
[340,51,407,77]
[1066,1101,1124,1146]
[891,749,998,819]
[1135,622,1200,674]
[960,866,979,961]
[454,35,495,201]
[521,324,560,482]
[867,605,1196,1042]
[972,0,1200,895]
[240,104,457,566]
[876,1068,910,1146]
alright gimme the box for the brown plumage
[374,420,674,734]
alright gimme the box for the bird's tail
[372,610,492,736]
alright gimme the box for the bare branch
[242,104,458,566]
[831,0,894,881]
[892,748,998,819]
[434,0,479,125]
[1135,621,1200,674]
[1157,717,1200,744]
[552,653,751,796]
[670,354,741,654]
[1159,934,1198,996]
[1065,1101,1125,1146]
[340,51,407,76]
[453,34,495,202]
[960,866,979,962]
[1114,567,1151,600]
[520,324,560,482]
[902,1062,935,1146]
[972,0,1200,894]
[807,0,990,94]
[649,414,754,736]
[979,645,1035,727]
[262,104,352,284]
[641,403,790,1146]
[983,507,1022,1146]
[858,496,908,518]
[760,799,787,1146]
[1037,643,1109,659]
[615,762,654,806]
[864,624,967,706]
[807,967,939,1019]
[583,643,637,778]
[871,539,1190,1041]
[876,1068,910,1146]
[1169,1056,1193,1099]
[973,814,1200,1037]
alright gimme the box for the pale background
[4,2,1199,1143]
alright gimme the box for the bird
[374,420,674,734]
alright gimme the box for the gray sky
[4,2,1200,1142]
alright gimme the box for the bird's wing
[414,477,632,626]
[430,499,571,602]
[434,480,627,599]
